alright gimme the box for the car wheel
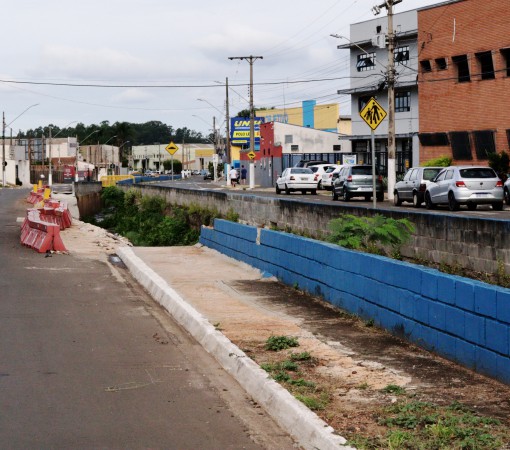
[467,202,477,211]
[342,188,350,201]
[376,192,384,202]
[275,185,281,194]
[492,201,504,211]
[301,190,306,194]
[311,189,317,195]
[425,192,436,210]
[364,195,371,201]
[505,188,510,206]
[412,192,421,207]
[317,181,323,190]
[332,189,338,201]
[448,192,460,211]
[285,185,291,195]
[393,191,402,206]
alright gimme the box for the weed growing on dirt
[265,335,299,351]
[347,399,507,449]
[381,384,406,395]
[290,352,312,361]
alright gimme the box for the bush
[422,156,452,167]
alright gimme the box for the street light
[2,103,39,187]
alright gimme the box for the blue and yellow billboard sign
[230,117,265,147]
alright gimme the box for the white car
[321,165,343,191]
[309,164,340,190]
[276,167,317,195]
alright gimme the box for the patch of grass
[294,393,329,411]
[365,318,375,327]
[381,384,406,395]
[290,352,312,361]
[265,335,299,351]
[356,382,370,390]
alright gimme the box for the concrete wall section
[200,219,510,384]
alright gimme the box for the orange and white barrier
[20,209,67,253]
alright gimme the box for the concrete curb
[117,246,353,450]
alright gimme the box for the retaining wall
[200,219,510,384]
[122,184,510,275]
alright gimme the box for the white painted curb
[117,246,353,450]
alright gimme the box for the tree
[488,151,509,181]
[163,159,182,174]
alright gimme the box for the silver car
[276,167,317,195]
[425,166,504,211]
[394,166,443,207]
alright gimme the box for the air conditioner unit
[371,34,387,48]
[274,141,282,147]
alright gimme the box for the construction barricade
[20,209,67,253]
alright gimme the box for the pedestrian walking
[229,167,238,187]
[240,165,247,185]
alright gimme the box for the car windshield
[423,168,442,181]
[459,168,497,179]
[351,166,373,176]
[291,168,313,174]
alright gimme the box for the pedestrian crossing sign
[360,97,387,130]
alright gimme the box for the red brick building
[418,0,510,164]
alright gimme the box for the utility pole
[225,77,230,164]
[228,55,263,189]
[2,112,5,187]
[48,126,53,186]
[373,0,401,201]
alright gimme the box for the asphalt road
[0,189,295,450]
[163,177,510,219]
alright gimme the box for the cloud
[111,88,156,105]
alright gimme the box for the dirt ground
[55,211,510,448]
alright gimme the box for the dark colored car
[331,164,384,201]
[393,166,443,207]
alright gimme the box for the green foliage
[488,151,509,181]
[327,214,415,256]
[163,159,182,174]
[265,335,299,351]
[294,393,327,411]
[290,352,312,361]
[422,155,452,167]
[381,384,406,395]
[101,186,125,209]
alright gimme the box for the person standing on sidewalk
[240,165,247,185]
[229,167,238,187]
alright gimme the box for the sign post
[359,97,387,208]
[165,141,179,179]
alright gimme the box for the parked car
[275,167,317,195]
[294,159,330,168]
[331,164,384,201]
[425,166,504,211]
[321,165,343,191]
[504,178,510,205]
[393,166,443,207]
[203,171,213,180]
[309,164,341,190]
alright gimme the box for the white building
[337,9,419,173]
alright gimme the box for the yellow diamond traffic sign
[247,151,256,160]
[165,141,179,155]
[360,97,387,130]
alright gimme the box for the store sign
[230,117,265,147]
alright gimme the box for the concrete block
[385,287,401,312]
[436,331,457,360]
[413,296,430,324]
[436,274,456,305]
[476,347,499,378]
[421,268,439,299]
[428,302,446,330]
[443,305,465,338]
[474,284,497,318]
[497,356,510,384]
[411,323,437,351]
[485,319,509,355]
[398,289,415,319]
[455,279,475,312]
[215,219,258,243]
[496,289,510,324]
[455,340,476,369]
[464,313,485,346]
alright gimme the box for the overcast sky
[2,0,443,139]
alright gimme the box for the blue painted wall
[302,100,316,129]
[200,219,510,384]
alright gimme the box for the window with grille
[333,144,341,151]
[290,144,299,151]
[357,52,376,72]
[420,60,432,73]
[435,57,447,70]
[395,91,411,112]
[418,133,450,146]
[394,46,409,65]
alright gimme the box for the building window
[472,130,496,159]
[435,57,447,70]
[284,134,293,144]
[475,51,495,80]
[333,144,341,151]
[500,48,510,76]
[354,141,368,152]
[452,55,470,82]
[418,133,450,146]
[507,129,510,148]
[358,95,373,112]
[420,60,432,73]
[395,91,411,112]
[290,144,299,151]
[357,52,376,72]
[394,46,409,65]
[449,131,472,160]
